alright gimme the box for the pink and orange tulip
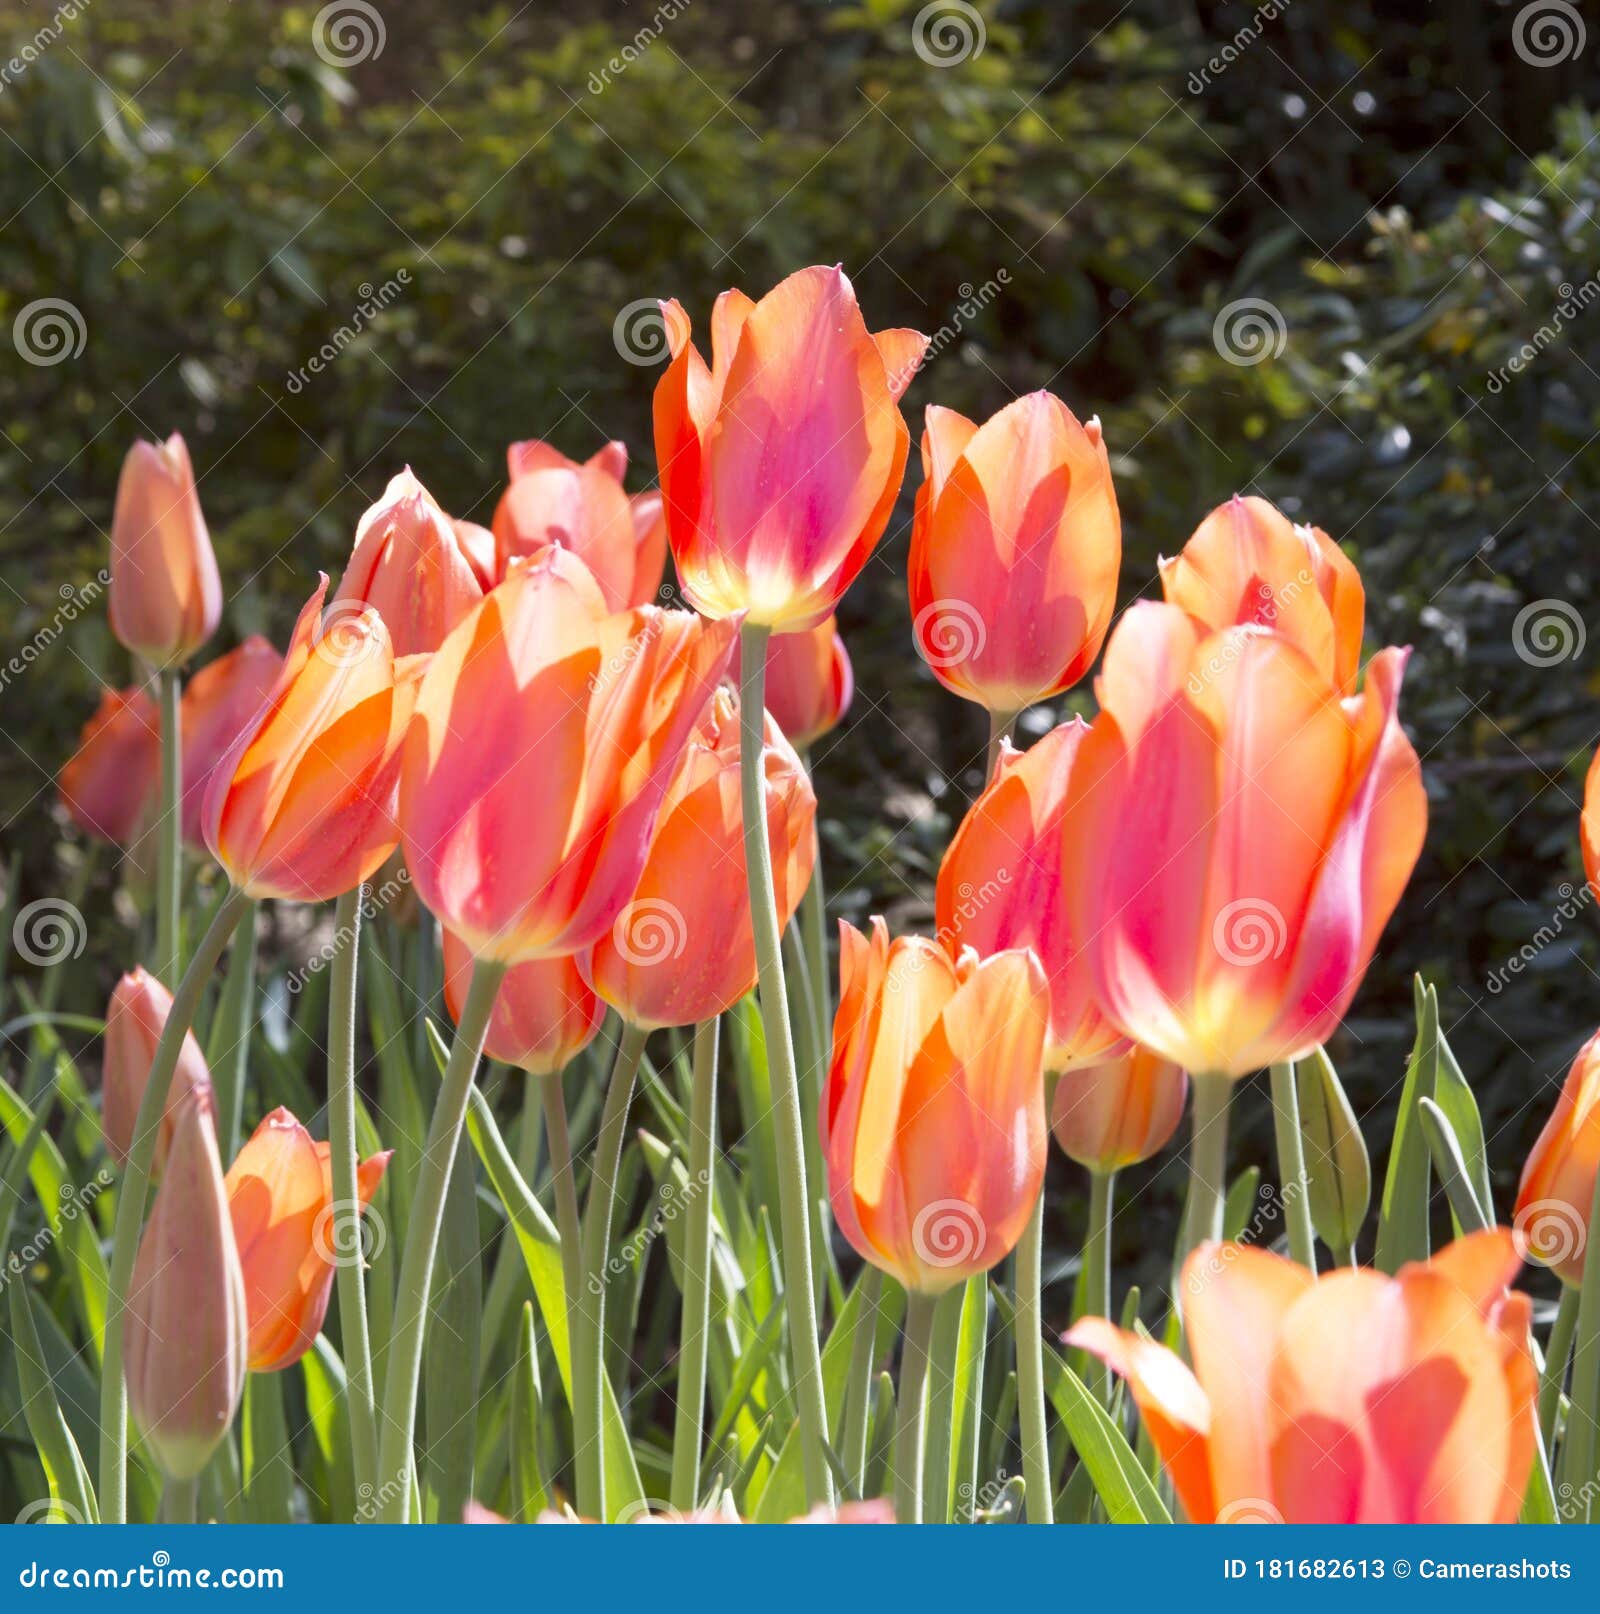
[1050,1044,1187,1173]
[1582,743,1600,902]
[102,966,214,1173]
[757,616,853,751]
[442,928,603,1076]
[1068,1231,1536,1523]
[178,635,283,846]
[59,685,159,846]
[1515,1027,1600,1287]
[908,392,1119,712]
[653,265,927,632]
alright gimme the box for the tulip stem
[1084,1169,1115,1402]
[670,1017,720,1513]
[328,885,378,1503]
[155,667,183,988]
[1540,1286,1581,1451]
[737,623,834,1510]
[207,899,257,1161]
[797,795,832,1053]
[1182,1074,1233,1264]
[540,1070,583,1321]
[841,1265,882,1499]
[1269,1061,1318,1273]
[161,1475,198,1525]
[1014,1184,1054,1523]
[373,955,506,1523]
[99,886,251,1524]
[894,1292,938,1524]
[1558,1168,1600,1510]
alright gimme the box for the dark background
[5,0,1600,1279]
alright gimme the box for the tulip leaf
[1223,1165,1262,1240]
[1431,1025,1495,1230]
[1297,1045,1370,1257]
[510,1300,549,1520]
[1375,977,1439,1273]
[302,1339,356,1523]
[424,1131,482,1523]
[9,1280,98,1523]
[1042,1346,1172,1524]
[242,1370,297,1524]
[1417,1098,1490,1234]
[947,1274,989,1521]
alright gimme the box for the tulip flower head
[59,686,159,846]
[442,927,604,1075]
[937,720,1130,1071]
[400,546,738,964]
[1515,1027,1600,1286]
[908,392,1120,712]
[653,265,928,632]
[1582,742,1600,904]
[124,1086,248,1479]
[102,966,215,1173]
[822,919,1049,1295]
[224,1107,390,1372]
[758,615,853,751]
[588,687,816,1029]
[178,636,283,846]
[1068,1230,1537,1523]
[1060,602,1426,1078]
[109,432,223,666]
[1050,1044,1188,1174]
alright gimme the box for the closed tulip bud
[1297,1046,1371,1257]
[821,919,1049,1295]
[937,720,1129,1071]
[442,928,603,1075]
[908,392,1120,712]
[225,1107,391,1371]
[1515,1028,1600,1286]
[1050,1045,1187,1173]
[102,967,214,1173]
[333,469,488,655]
[59,686,159,846]
[1159,495,1365,695]
[400,547,738,964]
[109,433,222,666]
[177,636,282,847]
[654,266,928,631]
[589,689,816,1029]
[1068,1231,1537,1523]
[758,616,853,751]
[492,439,667,610]
[202,576,421,902]
[1061,602,1427,1078]
[124,1086,248,1479]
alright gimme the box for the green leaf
[241,1370,296,1524]
[1431,1025,1495,1230]
[1042,1346,1172,1524]
[302,1339,354,1524]
[510,1301,550,1520]
[1223,1165,1262,1240]
[1375,977,1439,1273]
[1297,1045,1370,1255]
[1417,1097,1490,1234]
[9,1280,98,1523]
[424,1132,482,1523]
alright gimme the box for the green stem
[573,1022,648,1522]
[1540,1285,1582,1452]
[670,1017,720,1512]
[328,886,378,1500]
[162,1474,198,1524]
[155,667,182,988]
[985,706,1021,779]
[1084,1168,1115,1402]
[207,900,258,1161]
[1014,1184,1053,1524]
[737,623,833,1509]
[1558,1167,1600,1510]
[540,1069,583,1322]
[922,1284,965,1523]
[372,955,506,1522]
[98,886,250,1523]
[1270,1061,1318,1272]
[841,1265,881,1500]
[1181,1074,1233,1265]
[797,789,831,1056]
[894,1291,938,1525]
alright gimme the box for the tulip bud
[1297,1047,1371,1257]
[1515,1028,1600,1287]
[1050,1045,1187,1174]
[442,928,603,1075]
[59,686,159,846]
[108,433,223,666]
[177,636,282,847]
[759,616,853,751]
[124,1086,248,1479]
[102,967,214,1173]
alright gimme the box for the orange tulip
[102,966,214,1173]
[453,518,499,591]
[125,1086,248,1478]
[58,685,159,845]
[588,688,816,1029]
[492,439,667,611]
[821,918,1048,1295]
[1582,743,1600,902]
[1050,1044,1188,1173]
[908,392,1119,712]
[401,547,738,964]
[937,720,1130,1072]
[1067,1230,1536,1523]
[108,432,222,666]
[332,469,488,656]
[201,576,420,902]
[1159,495,1365,695]
[758,615,853,751]
[1059,602,1426,1078]
[177,636,283,846]
[442,927,603,1076]
[1515,1027,1600,1287]
[224,1107,391,1372]
[653,265,927,632]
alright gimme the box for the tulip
[124,1086,248,1480]
[58,686,159,845]
[1159,494,1365,695]
[201,576,420,902]
[1067,1230,1537,1523]
[333,469,488,655]
[758,616,853,751]
[224,1107,391,1372]
[177,636,283,846]
[453,519,499,591]
[937,720,1129,1072]
[1583,742,1600,903]
[400,546,738,964]
[108,433,222,666]
[492,439,667,611]
[442,927,603,1075]
[821,918,1048,1295]
[1051,1044,1188,1174]
[102,967,214,1173]
[908,392,1119,713]
[1515,1028,1600,1287]
[588,689,816,1029]
[653,265,928,632]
